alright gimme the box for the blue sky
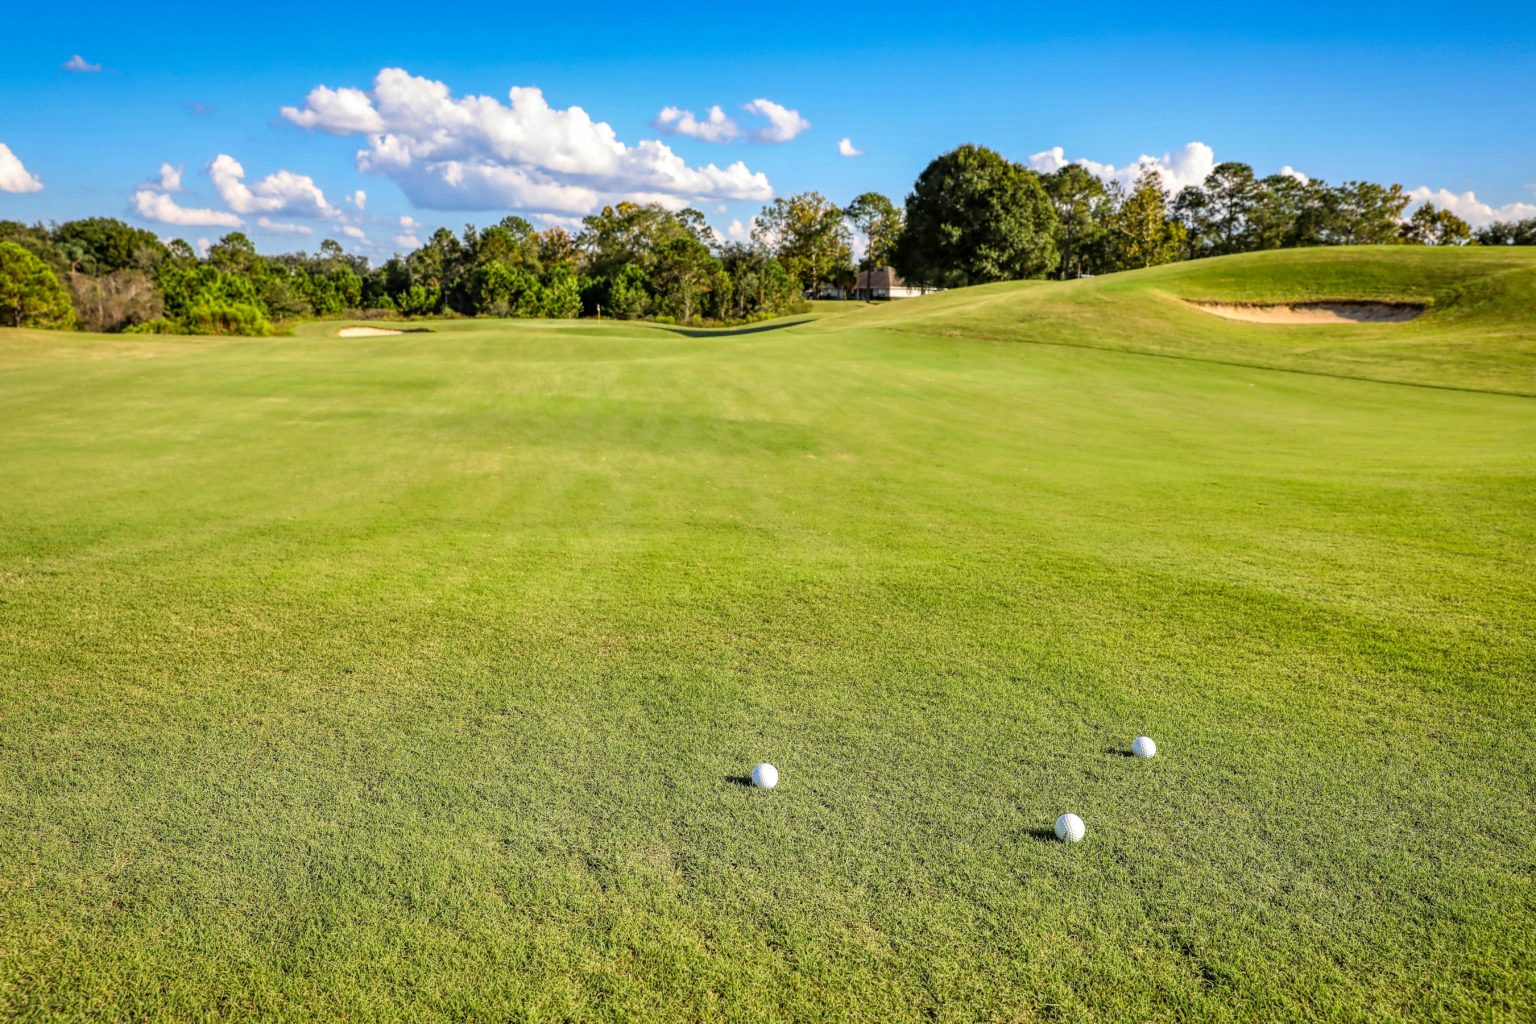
[3,1,1534,259]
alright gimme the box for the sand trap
[337,326,403,337]
[1188,301,1423,324]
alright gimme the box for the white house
[854,266,928,300]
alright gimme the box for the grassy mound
[1,248,1532,1021]
[835,245,1536,394]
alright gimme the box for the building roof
[856,266,907,289]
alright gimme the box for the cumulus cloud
[131,189,243,227]
[345,189,366,209]
[655,105,740,142]
[196,238,211,257]
[208,154,339,219]
[62,55,101,73]
[0,143,44,193]
[1278,165,1310,184]
[157,163,183,191]
[743,98,810,143]
[338,224,367,240]
[1028,141,1216,195]
[256,216,313,235]
[1406,187,1536,228]
[838,137,863,157]
[281,68,773,214]
[392,233,421,249]
[280,85,384,134]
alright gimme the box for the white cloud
[131,189,243,227]
[256,217,313,236]
[62,55,101,73]
[345,189,366,209]
[838,137,863,157]
[209,154,340,219]
[157,163,183,191]
[392,233,421,249]
[654,105,740,142]
[724,216,760,243]
[196,238,211,257]
[281,68,773,214]
[1278,165,1310,184]
[1028,141,1215,195]
[0,143,44,193]
[338,225,367,240]
[1406,187,1536,228]
[280,85,384,134]
[743,98,810,143]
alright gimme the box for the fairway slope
[839,246,1536,394]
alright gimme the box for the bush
[184,301,272,336]
[0,241,74,329]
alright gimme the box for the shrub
[0,241,75,329]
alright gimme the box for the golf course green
[2,246,1532,1021]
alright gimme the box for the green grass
[1,247,1533,1021]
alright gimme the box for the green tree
[1044,165,1108,278]
[1475,218,1536,245]
[892,144,1059,287]
[53,218,166,275]
[0,242,75,328]
[843,191,904,270]
[1107,169,1185,270]
[1319,181,1412,245]
[753,192,852,294]
[652,234,718,323]
[1401,204,1472,246]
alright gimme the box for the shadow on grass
[723,774,756,787]
[1024,827,1060,843]
[651,317,817,339]
[1102,746,1135,758]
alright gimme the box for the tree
[1106,168,1185,270]
[892,144,1059,287]
[753,192,853,294]
[53,218,166,275]
[1044,165,1108,278]
[1319,181,1411,245]
[1476,218,1536,245]
[1401,204,1472,246]
[652,234,718,323]
[844,192,904,270]
[0,242,75,328]
[67,270,163,331]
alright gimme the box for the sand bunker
[1188,301,1423,324]
[337,326,404,337]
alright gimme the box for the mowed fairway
[2,248,1533,1021]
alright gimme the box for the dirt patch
[1187,301,1424,324]
[337,326,404,337]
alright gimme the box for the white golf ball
[1055,813,1086,843]
[751,763,779,789]
[1132,736,1157,759]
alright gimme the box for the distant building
[854,266,929,300]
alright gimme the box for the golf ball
[751,763,779,789]
[1055,813,1086,843]
[1132,736,1157,759]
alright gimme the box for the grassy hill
[1,248,1532,1021]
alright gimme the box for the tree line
[888,144,1519,287]
[2,146,1534,333]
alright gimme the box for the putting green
[1,247,1532,1021]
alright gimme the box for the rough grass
[1,248,1533,1021]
